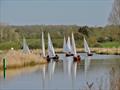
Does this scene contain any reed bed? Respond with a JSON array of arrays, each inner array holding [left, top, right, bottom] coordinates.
[[55, 48, 120, 55], [0, 50, 47, 69]]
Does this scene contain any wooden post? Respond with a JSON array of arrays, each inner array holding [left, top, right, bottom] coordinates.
[[3, 58, 6, 79]]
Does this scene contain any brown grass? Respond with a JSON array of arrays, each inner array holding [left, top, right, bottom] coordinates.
[[0, 50, 47, 69], [55, 48, 120, 55]]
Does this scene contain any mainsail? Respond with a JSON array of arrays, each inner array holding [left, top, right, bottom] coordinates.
[[66, 36, 72, 53], [23, 38, 30, 54], [84, 37, 91, 54], [71, 32, 77, 56], [48, 33, 55, 57], [42, 32, 46, 57], [63, 36, 67, 53]]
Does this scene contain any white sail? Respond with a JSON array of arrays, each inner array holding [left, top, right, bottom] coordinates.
[[23, 38, 30, 54], [66, 36, 72, 53], [63, 36, 67, 52], [84, 37, 91, 54], [48, 33, 55, 57], [71, 32, 77, 56], [42, 32, 46, 57]]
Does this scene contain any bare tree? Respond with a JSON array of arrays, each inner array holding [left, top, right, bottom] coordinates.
[[108, 0, 120, 25]]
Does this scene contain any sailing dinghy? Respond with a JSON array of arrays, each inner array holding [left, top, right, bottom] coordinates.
[[71, 32, 81, 62], [84, 37, 93, 56], [64, 36, 74, 57], [22, 38, 30, 54], [47, 33, 59, 62]]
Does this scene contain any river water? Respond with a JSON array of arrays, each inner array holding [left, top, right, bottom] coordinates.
[[0, 53, 120, 90]]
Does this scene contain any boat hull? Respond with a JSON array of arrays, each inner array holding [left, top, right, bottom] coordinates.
[[46, 55, 59, 62], [65, 53, 74, 57], [87, 53, 93, 56], [73, 55, 81, 62]]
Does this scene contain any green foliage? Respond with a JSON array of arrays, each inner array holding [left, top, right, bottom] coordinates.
[[0, 25, 119, 49]]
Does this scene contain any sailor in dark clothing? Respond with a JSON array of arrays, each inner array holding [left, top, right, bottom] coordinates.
[[46, 55, 50, 62], [73, 55, 81, 62]]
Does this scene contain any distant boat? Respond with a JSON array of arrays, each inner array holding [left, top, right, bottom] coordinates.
[[22, 38, 30, 54], [64, 36, 74, 57], [71, 32, 81, 62], [84, 37, 93, 56], [41, 32, 46, 57], [47, 33, 59, 62]]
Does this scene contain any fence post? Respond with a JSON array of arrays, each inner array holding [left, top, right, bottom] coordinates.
[[3, 58, 6, 79]]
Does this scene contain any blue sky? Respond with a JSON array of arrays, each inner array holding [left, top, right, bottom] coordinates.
[[0, 0, 113, 26]]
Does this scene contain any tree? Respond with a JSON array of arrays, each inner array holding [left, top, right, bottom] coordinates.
[[78, 26, 89, 36], [108, 0, 120, 25]]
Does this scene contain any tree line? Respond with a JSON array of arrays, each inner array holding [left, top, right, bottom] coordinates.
[[0, 24, 119, 50]]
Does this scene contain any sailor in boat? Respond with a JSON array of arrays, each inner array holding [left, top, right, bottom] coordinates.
[[65, 52, 74, 57], [73, 55, 81, 62], [46, 54, 59, 62]]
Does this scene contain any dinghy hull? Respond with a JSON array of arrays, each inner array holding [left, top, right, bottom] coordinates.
[[87, 53, 93, 56], [73, 55, 81, 62]]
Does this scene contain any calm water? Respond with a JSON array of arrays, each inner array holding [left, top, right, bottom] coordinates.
[[0, 53, 120, 90]]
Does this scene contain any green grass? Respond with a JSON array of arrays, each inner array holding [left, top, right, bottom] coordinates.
[[100, 41, 120, 48]]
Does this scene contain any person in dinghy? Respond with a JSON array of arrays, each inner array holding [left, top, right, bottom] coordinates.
[[46, 33, 59, 62], [71, 32, 81, 62]]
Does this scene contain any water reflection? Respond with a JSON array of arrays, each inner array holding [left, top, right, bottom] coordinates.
[[84, 56, 91, 81], [48, 60, 56, 80], [41, 64, 46, 90], [0, 54, 120, 90], [72, 62, 77, 79]]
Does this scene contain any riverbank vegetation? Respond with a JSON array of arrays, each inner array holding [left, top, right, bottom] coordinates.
[[0, 50, 47, 69], [0, 25, 119, 50]]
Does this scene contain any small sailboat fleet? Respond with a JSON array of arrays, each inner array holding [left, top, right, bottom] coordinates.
[[63, 32, 81, 62], [40, 31, 93, 63]]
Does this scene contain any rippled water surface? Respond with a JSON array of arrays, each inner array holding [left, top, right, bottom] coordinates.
[[0, 53, 120, 90]]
